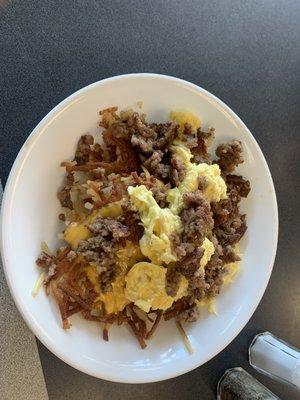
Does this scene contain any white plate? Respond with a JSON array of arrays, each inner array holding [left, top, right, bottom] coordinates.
[[0, 74, 278, 383]]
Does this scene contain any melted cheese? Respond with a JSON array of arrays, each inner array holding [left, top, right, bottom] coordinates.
[[116, 241, 144, 275], [85, 262, 100, 291], [64, 223, 91, 250], [85, 241, 144, 314], [86, 267, 128, 315], [64, 201, 123, 249], [98, 277, 130, 314]]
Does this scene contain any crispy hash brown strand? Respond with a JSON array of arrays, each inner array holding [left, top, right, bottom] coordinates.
[[36, 107, 251, 349]]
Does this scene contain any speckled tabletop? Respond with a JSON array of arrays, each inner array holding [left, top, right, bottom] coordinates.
[[0, 1, 299, 399], [0, 184, 48, 400]]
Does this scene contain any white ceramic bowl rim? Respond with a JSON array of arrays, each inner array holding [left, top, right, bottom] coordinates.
[[0, 73, 278, 383]]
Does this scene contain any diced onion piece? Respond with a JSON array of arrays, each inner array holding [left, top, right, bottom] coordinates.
[[41, 241, 52, 255], [84, 202, 93, 210], [141, 166, 151, 180], [32, 272, 46, 297], [176, 320, 194, 355]]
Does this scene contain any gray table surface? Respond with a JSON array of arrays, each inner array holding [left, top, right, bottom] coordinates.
[[1, 1, 299, 399], [0, 184, 49, 400]]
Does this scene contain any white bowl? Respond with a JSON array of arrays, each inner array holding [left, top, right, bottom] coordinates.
[[0, 74, 278, 383]]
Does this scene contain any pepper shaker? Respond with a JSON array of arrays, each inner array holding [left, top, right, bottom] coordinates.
[[217, 367, 280, 399]]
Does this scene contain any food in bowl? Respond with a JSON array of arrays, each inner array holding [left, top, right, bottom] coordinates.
[[35, 106, 250, 349]]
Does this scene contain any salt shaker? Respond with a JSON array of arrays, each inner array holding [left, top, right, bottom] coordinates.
[[249, 331, 300, 390]]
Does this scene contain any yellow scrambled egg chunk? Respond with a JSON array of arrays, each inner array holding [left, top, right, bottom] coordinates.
[[197, 245, 240, 314], [200, 238, 215, 270], [223, 261, 240, 285], [197, 298, 217, 315], [194, 238, 217, 315], [170, 111, 201, 132], [223, 244, 240, 285], [196, 260, 240, 315], [125, 262, 188, 313], [167, 142, 227, 214], [128, 185, 182, 264], [64, 201, 123, 249]]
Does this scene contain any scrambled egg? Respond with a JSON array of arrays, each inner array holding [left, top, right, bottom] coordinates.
[[125, 262, 188, 313], [196, 259, 240, 315], [123, 239, 213, 313], [223, 244, 241, 285], [195, 238, 216, 314], [170, 111, 201, 132], [197, 245, 241, 314], [64, 201, 123, 249], [197, 297, 217, 315], [223, 261, 239, 285], [200, 238, 215, 271], [128, 185, 182, 264], [167, 142, 227, 214]]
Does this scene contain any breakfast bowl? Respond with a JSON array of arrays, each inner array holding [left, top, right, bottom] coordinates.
[[0, 73, 278, 383]]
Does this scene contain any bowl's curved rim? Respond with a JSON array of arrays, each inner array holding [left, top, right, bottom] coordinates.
[[0, 73, 278, 383]]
